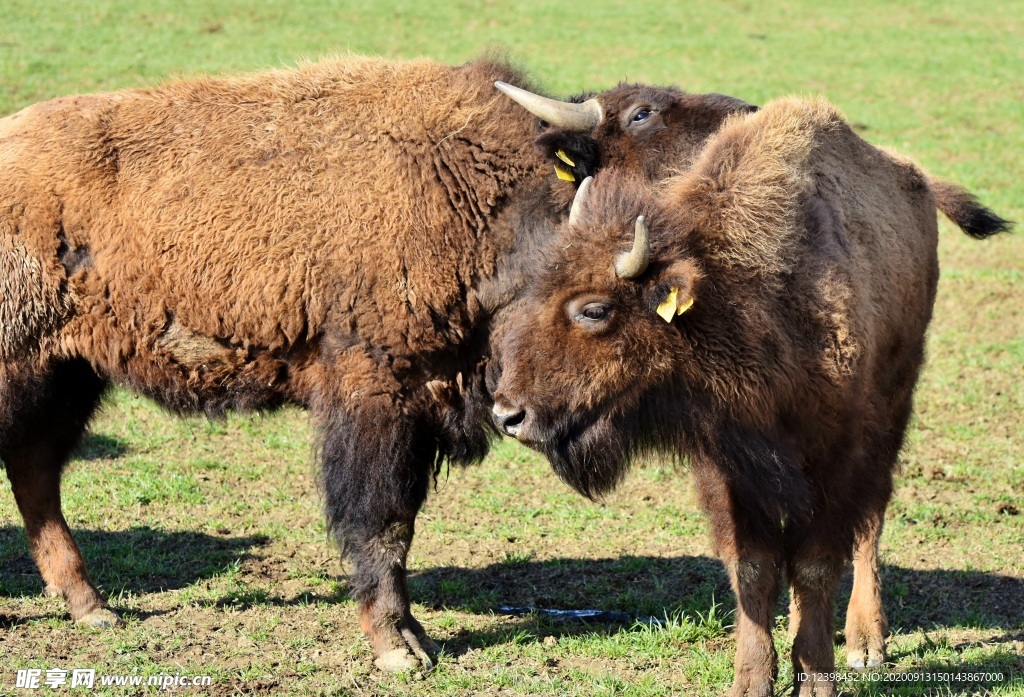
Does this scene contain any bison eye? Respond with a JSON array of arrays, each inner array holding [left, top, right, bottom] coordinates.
[[630, 107, 652, 124], [567, 296, 614, 331], [577, 302, 610, 323]]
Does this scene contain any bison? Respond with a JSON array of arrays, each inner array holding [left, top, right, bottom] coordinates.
[[489, 98, 1009, 695], [496, 81, 1013, 675], [0, 56, 754, 671]]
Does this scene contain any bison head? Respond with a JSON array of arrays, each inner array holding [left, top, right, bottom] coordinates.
[[489, 174, 705, 498], [495, 80, 756, 182]]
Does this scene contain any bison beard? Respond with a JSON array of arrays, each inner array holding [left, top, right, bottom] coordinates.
[[526, 382, 810, 515], [537, 409, 635, 500]]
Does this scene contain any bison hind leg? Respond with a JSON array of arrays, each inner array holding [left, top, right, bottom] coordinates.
[[844, 507, 886, 671], [1, 357, 118, 626]]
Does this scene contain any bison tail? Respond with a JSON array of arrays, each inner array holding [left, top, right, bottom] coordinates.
[[929, 176, 1013, 240]]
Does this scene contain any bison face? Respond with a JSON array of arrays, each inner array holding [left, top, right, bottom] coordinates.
[[490, 175, 702, 498], [495, 80, 756, 183]]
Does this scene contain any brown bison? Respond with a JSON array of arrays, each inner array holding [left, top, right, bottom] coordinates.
[[497, 82, 1011, 675], [489, 98, 1009, 695], [0, 56, 754, 671]]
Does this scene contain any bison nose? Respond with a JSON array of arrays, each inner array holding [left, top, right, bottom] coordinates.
[[492, 402, 527, 437]]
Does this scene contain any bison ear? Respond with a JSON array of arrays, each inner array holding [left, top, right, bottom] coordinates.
[[534, 131, 600, 183], [648, 259, 700, 323]]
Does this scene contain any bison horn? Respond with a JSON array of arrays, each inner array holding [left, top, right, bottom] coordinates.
[[568, 176, 594, 226], [494, 81, 603, 132], [615, 216, 651, 279]]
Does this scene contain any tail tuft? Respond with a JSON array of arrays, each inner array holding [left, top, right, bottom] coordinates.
[[930, 177, 1013, 239], [955, 202, 1013, 240]]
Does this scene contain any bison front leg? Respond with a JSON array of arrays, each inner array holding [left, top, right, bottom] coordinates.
[[693, 460, 783, 697], [317, 390, 439, 672], [350, 519, 439, 671], [726, 554, 784, 697]]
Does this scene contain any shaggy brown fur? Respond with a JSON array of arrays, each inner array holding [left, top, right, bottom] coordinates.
[[0, 57, 758, 671], [1, 57, 545, 370], [490, 97, 1009, 696]]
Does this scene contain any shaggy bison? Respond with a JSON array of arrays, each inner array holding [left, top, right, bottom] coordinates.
[[490, 98, 1009, 695], [0, 56, 754, 670], [497, 81, 1012, 675]]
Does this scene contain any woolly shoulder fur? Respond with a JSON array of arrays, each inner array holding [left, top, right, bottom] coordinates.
[[0, 56, 547, 405], [665, 96, 940, 421]]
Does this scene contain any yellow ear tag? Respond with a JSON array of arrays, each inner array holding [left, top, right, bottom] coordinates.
[[554, 163, 576, 182], [676, 296, 694, 315], [555, 149, 576, 167], [656, 288, 679, 323]]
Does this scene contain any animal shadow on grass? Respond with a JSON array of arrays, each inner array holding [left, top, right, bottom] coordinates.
[[409, 556, 1024, 652], [0, 525, 268, 624], [879, 565, 1024, 636], [73, 433, 131, 461], [411, 553, 733, 655]]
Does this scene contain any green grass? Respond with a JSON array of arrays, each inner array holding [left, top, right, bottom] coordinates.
[[2, 1, 1023, 695]]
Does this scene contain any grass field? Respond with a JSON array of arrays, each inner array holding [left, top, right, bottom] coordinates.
[[1, 1, 1022, 695]]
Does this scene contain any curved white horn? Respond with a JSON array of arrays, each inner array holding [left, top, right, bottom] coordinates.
[[495, 81, 603, 131], [615, 216, 651, 279], [568, 176, 594, 226]]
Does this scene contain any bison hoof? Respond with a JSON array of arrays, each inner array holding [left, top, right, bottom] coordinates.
[[374, 648, 421, 672], [730, 677, 773, 697], [77, 607, 123, 629], [404, 627, 441, 669], [847, 647, 884, 671], [373, 627, 441, 672], [794, 682, 838, 697]]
